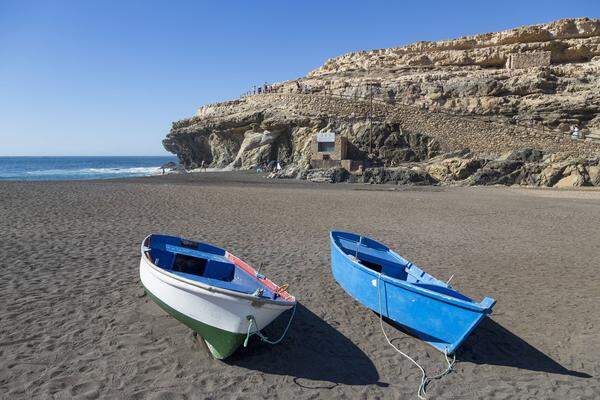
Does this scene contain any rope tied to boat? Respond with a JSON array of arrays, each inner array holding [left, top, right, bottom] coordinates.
[[376, 272, 455, 399], [244, 302, 297, 347]]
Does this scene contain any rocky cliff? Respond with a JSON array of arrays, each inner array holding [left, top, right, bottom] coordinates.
[[164, 18, 600, 187], [304, 18, 600, 129]]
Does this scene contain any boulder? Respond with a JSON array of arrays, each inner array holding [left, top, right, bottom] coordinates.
[[499, 148, 544, 162], [360, 167, 434, 185], [514, 163, 544, 186], [306, 167, 349, 183], [387, 167, 434, 185], [467, 160, 524, 185], [554, 172, 585, 188], [426, 157, 485, 183], [267, 165, 303, 179], [587, 165, 600, 186], [425, 163, 450, 182], [538, 162, 569, 187]]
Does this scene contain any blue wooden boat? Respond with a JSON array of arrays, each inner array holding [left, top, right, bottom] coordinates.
[[330, 231, 495, 354]]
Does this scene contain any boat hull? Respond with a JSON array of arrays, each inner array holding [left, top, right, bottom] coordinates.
[[142, 282, 245, 359], [139, 255, 293, 359], [330, 233, 494, 354]]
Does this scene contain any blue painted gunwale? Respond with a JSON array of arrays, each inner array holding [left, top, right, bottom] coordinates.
[[330, 231, 495, 354], [144, 234, 278, 300]]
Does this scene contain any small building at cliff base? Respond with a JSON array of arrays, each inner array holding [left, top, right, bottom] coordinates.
[[310, 131, 358, 170]]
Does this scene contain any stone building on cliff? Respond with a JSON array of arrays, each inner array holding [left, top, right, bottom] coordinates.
[[506, 51, 552, 69]]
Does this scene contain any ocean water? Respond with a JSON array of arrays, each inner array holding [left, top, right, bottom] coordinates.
[[0, 156, 178, 181]]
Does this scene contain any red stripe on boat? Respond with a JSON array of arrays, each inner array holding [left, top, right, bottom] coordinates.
[[225, 252, 295, 301]]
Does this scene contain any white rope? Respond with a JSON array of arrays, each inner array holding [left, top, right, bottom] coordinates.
[[377, 273, 455, 399], [244, 302, 297, 347]]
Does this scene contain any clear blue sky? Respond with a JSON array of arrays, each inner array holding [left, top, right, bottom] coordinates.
[[1, 0, 597, 156]]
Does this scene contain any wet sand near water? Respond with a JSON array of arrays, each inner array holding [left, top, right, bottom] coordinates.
[[1, 172, 599, 399]]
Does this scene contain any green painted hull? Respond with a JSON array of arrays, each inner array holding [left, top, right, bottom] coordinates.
[[143, 285, 246, 359]]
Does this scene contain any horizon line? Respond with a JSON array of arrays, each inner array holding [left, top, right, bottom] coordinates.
[[0, 154, 176, 157]]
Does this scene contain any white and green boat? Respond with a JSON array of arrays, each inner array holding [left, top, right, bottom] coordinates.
[[139, 234, 296, 359]]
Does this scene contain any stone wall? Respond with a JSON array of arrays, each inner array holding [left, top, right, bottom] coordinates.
[[310, 159, 342, 169], [506, 51, 551, 69]]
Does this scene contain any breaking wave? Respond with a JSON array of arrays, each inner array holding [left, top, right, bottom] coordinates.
[[27, 166, 162, 177], [0, 156, 177, 181]]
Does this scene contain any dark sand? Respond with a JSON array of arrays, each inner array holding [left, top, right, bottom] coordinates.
[[1, 172, 599, 399]]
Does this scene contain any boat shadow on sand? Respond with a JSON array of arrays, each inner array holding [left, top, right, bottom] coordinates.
[[457, 318, 592, 378], [381, 315, 591, 378], [224, 303, 386, 389]]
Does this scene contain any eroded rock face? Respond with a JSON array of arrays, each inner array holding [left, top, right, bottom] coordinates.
[[588, 165, 600, 185], [305, 167, 349, 183], [164, 95, 445, 170], [297, 18, 600, 130], [164, 18, 600, 187], [426, 157, 484, 182], [271, 150, 600, 188], [311, 18, 600, 73]]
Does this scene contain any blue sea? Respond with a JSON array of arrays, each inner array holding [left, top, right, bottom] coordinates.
[[0, 156, 178, 181]]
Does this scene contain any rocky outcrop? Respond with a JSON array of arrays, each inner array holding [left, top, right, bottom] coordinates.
[[310, 18, 600, 73], [164, 18, 600, 188], [164, 92, 600, 169], [274, 150, 600, 188], [294, 18, 600, 130], [163, 93, 451, 169]]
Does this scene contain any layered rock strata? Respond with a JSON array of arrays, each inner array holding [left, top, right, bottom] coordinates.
[[164, 18, 600, 187]]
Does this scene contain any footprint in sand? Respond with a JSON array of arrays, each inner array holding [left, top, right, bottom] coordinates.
[[70, 381, 101, 399]]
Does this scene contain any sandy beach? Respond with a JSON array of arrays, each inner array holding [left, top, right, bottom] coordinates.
[[1, 172, 599, 399]]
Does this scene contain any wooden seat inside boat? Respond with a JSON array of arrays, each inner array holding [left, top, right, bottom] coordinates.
[[171, 253, 235, 281], [147, 235, 236, 283], [160, 246, 236, 282], [338, 236, 408, 280], [146, 234, 276, 298]]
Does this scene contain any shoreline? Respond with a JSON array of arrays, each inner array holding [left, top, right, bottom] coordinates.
[[3, 169, 600, 194]]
